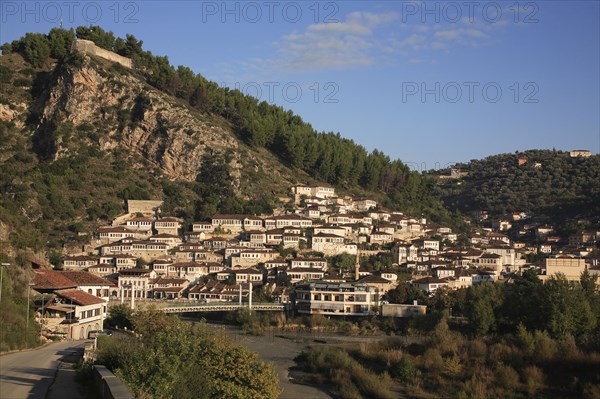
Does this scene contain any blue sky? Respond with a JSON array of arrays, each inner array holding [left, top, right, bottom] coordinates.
[[1, 1, 599, 170]]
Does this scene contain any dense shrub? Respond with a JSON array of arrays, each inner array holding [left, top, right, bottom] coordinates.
[[97, 309, 280, 399]]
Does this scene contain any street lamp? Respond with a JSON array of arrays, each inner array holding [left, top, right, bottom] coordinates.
[[26, 281, 35, 329], [0, 263, 10, 303], [26, 281, 34, 348], [40, 293, 46, 338]]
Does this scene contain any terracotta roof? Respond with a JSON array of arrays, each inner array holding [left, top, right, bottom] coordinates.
[[412, 276, 448, 285], [60, 271, 113, 286], [313, 233, 344, 238], [55, 289, 106, 306], [119, 268, 152, 276], [357, 275, 391, 284], [33, 270, 77, 290], [231, 268, 262, 274], [154, 277, 188, 285]]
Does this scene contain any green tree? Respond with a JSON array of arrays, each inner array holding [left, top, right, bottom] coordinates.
[[328, 253, 356, 275], [500, 269, 545, 331], [580, 269, 598, 298], [19, 33, 50, 67], [466, 282, 504, 336], [107, 304, 134, 330], [75, 25, 115, 50], [542, 273, 596, 337], [47, 28, 75, 59], [384, 284, 427, 305]]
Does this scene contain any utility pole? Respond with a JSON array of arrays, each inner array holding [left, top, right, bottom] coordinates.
[[0, 262, 9, 303], [26, 282, 33, 329], [248, 282, 253, 310], [26, 281, 34, 347], [40, 294, 46, 338]]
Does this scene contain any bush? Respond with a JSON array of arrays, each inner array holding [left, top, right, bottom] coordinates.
[[466, 339, 487, 363], [522, 366, 545, 396], [495, 364, 520, 391], [299, 347, 395, 399], [421, 348, 444, 372], [532, 330, 558, 362], [582, 383, 600, 399], [395, 356, 420, 384]]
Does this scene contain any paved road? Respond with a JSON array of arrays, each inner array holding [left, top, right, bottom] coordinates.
[[0, 341, 87, 399]]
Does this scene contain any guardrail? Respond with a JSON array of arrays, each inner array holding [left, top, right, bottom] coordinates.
[[161, 303, 286, 313]]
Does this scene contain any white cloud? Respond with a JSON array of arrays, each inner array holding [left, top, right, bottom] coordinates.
[[272, 11, 399, 71], [236, 9, 509, 75]]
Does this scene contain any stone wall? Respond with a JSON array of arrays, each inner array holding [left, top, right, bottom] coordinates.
[[71, 39, 133, 69], [126, 200, 163, 214]]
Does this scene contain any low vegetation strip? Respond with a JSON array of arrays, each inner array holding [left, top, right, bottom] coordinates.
[[295, 319, 600, 398]]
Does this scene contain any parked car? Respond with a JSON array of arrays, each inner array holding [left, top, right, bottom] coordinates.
[[88, 329, 113, 339]]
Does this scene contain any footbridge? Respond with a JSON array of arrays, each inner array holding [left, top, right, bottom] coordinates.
[[108, 299, 287, 313], [161, 302, 286, 313]]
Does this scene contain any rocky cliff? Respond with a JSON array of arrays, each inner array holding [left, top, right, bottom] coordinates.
[[0, 51, 306, 197], [31, 54, 248, 182]]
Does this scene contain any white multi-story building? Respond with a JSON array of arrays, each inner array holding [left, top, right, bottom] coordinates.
[[311, 233, 357, 255], [63, 256, 98, 271], [295, 282, 380, 316], [118, 268, 156, 299], [392, 243, 418, 264], [291, 184, 336, 200]]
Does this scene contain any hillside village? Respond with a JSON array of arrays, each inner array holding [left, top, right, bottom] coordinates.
[[29, 183, 600, 340]]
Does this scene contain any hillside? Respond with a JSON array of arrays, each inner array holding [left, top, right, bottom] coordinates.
[[0, 27, 450, 255], [434, 150, 600, 223]]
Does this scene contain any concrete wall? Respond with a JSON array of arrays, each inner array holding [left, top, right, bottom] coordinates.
[[381, 303, 427, 317], [93, 365, 134, 399], [72, 39, 133, 69], [544, 257, 586, 281]]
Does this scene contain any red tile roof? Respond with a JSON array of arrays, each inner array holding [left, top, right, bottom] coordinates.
[[33, 270, 77, 290], [60, 271, 114, 286], [55, 289, 106, 306]]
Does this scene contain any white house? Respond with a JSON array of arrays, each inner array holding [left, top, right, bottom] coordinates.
[[311, 233, 357, 255], [294, 282, 380, 316], [412, 276, 448, 293]]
